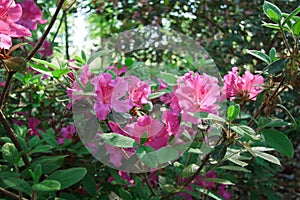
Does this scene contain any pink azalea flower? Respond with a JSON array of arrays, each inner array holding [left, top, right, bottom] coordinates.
[[224, 67, 264, 101], [37, 39, 53, 57], [57, 124, 76, 145], [173, 71, 221, 124], [17, 0, 47, 30], [125, 76, 151, 107], [0, 0, 31, 49], [218, 184, 231, 200], [28, 117, 41, 136], [91, 74, 132, 120]]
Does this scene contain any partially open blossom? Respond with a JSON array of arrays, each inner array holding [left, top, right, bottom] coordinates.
[[17, 0, 47, 30], [224, 67, 264, 101], [0, 0, 31, 49]]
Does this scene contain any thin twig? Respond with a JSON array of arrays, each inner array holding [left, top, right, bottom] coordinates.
[[64, 11, 70, 60], [0, 187, 28, 200], [0, 110, 30, 167], [0, 72, 14, 108], [26, 0, 65, 61], [143, 173, 156, 196]]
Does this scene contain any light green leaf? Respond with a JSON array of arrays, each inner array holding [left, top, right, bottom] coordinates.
[[246, 49, 271, 64], [136, 146, 158, 168], [227, 104, 240, 121], [52, 69, 70, 78], [31, 57, 58, 70], [263, 1, 282, 23], [32, 180, 61, 192], [148, 91, 167, 100], [254, 150, 281, 166], [293, 19, 300, 35], [157, 146, 178, 163], [231, 125, 259, 140], [217, 165, 251, 173], [182, 164, 199, 178], [159, 71, 177, 85], [2, 143, 20, 165], [99, 133, 139, 148], [282, 6, 300, 25]]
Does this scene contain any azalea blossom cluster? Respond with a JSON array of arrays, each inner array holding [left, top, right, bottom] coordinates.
[[224, 67, 264, 101], [68, 64, 264, 168], [0, 0, 46, 49]]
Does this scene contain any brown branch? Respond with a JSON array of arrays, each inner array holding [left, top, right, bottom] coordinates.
[[0, 187, 28, 200], [0, 72, 14, 109], [26, 0, 65, 61], [0, 110, 30, 167]]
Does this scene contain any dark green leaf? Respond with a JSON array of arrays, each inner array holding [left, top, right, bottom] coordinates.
[[261, 129, 294, 158], [119, 188, 133, 200], [32, 180, 61, 192], [211, 143, 227, 161], [46, 168, 87, 189], [266, 58, 288, 75], [99, 133, 139, 148], [3, 57, 27, 72], [217, 165, 251, 173], [2, 177, 32, 195]]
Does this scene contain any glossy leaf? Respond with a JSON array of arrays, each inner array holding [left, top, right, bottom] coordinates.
[[32, 180, 61, 192], [2, 143, 19, 165], [46, 168, 87, 189], [263, 1, 282, 23], [211, 143, 227, 161], [246, 50, 271, 64], [261, 129, 294, 158], [227, 104, 240, 121]]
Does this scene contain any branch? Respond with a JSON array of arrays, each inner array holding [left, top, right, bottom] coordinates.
[[0, 72, 14, 109], [26, 0, 65, 61], [0, 110, 30, 167], [0, 187, 28, 200]]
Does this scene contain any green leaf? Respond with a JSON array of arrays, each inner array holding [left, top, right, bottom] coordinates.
[[269, 47, 277, 62], [293, 19, 300, 35], [148, 91, 167, 100], [204, 178, 234, 185], [227, 104, 240, 121], [182, 164, 199, 178], [2, 143, 20, 165], [118, 188, 133, 200], [211, 143, 227, 161], [263, 1, 282, 23], [217, 165, 251, 173], [31, 57, 58, 70], [246, 50, 271, 64], [231, 125, 259, 140], [52, 69, 70, 78], [136, 146, 158, 168], [2, 177, 32, 195], [75, 55, 85, 65], [254, 151, 281, 166], [159, 71, 177, 85], [156, 146, 178, 163], [28, 155, 66, 175], [266, 58, 289, 75], [261, 129, 294, 158], [193, 112, 225, 123], [3, 57, 27, 72], [99, 133, 139, 148], [125, 58, 134, 66], [283, 6, 300, 25], [32, 180, 61, 192], [46, 168, 87, 189], [140, 132, 148, 145]]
